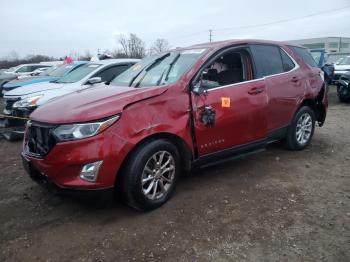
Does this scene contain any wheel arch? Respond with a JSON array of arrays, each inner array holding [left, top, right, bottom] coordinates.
[[297, 84, 326, 126], [115, 132, 193, 187]]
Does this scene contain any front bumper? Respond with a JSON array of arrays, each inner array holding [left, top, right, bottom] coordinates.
[[22, 153, 114, 198], [22, 129, 132, 190], [2, 107, 30, 128], [333, 71, 350, 82]]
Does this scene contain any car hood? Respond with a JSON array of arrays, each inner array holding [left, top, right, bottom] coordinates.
[[31, 84, 168, 124], [0, 73, 16, 81], [334, 64, 350, 71], [4, 76, 59, 88], [4, 82, 68, 97]]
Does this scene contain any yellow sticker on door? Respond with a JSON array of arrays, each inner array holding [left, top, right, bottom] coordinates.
[[221, 97, 230, 108]]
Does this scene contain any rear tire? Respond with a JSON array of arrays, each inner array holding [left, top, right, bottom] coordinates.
[[120, 139, 180, 211], [285, 106, 315, 151]]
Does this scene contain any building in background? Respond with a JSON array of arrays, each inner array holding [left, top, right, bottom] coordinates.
[[289, 37, 350, 63]]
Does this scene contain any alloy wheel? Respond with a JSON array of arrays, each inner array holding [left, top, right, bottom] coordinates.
[[296, 112, 313, 145], [141, 151, 175, 200]]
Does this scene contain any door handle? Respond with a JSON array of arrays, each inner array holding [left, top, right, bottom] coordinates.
[[291, 76, 300, 83], [248, 87, 264, 95]]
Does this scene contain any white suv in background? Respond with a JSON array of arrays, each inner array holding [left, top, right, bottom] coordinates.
[[334, 56, 350, 82]]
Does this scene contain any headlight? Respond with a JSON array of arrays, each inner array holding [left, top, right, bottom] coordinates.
[[13, 95, 43, 108], [53, 115, 120, 141]]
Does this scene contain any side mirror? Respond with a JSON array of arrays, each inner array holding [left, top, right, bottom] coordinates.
[[193, 81, 206, 95], [86, 77, 102, 85]]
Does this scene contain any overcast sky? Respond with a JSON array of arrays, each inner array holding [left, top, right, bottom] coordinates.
[[1, 0, 350, 58]]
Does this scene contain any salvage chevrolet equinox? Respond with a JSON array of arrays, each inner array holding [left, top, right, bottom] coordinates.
[[22, 40, 328, 211]]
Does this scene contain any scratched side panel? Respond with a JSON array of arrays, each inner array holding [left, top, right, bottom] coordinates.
[[109, 83, 194, 161]]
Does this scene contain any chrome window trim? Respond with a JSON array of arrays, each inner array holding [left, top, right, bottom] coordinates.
[[198, 46, 300, 92]]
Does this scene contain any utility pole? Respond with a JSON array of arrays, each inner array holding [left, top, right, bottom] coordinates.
[[209, 29, 213, 42]]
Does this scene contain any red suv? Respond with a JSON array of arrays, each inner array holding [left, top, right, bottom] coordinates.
[[22, 40, 327, 210]]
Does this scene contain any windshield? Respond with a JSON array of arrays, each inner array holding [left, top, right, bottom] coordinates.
[[111, 49, 206, 87], [56, 63, 101, 83], [48, 64, 76, 77], [335, 57, 344, 65], [338, 57, 350, 65], [5, 66, 19, 73]]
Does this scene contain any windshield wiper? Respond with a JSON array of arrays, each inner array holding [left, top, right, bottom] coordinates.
[[156, 53, 180, 86], [129, 53, 170, 87]]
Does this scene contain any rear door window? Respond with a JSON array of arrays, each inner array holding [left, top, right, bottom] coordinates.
[[250, 45, 284, 78], [280, 49, 295, 72], [289, 46, 318, 68]]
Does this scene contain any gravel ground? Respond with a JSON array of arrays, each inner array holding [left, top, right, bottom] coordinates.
[[0, 87, 349, 262]]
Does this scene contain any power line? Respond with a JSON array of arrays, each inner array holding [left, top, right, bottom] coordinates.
[[214, 4, 350, 32], [168, 5, 350, 41]]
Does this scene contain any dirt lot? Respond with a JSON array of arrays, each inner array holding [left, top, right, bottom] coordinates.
[[0, 88, 349, 262]]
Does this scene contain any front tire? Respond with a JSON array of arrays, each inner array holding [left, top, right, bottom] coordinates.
[[337, 87, 350, 103], [120, 139, 180, 211], [285, 106, 316, 151]]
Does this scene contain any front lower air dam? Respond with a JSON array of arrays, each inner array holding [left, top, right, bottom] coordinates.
[[80, 161, 103, 182]]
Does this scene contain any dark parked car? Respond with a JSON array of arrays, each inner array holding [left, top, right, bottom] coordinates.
[[337, 71, 350, 102], [310, 49, 334, 84]]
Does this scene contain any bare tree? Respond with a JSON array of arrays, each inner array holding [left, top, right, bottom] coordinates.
[[118, 34, 146, 58], [79, 50, 93, 61], [111, 49, 129, 58], [150, 38, 170, 55], [7, 51, 20, 61], [0, 53, 56, 69]]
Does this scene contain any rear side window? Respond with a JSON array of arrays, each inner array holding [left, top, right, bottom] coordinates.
[[280, 49, 295, 72], [250, 45, 284, 78], [29, 65, 43, 71], [289, 46, 318, 68]]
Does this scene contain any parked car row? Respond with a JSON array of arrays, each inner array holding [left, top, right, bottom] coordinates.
[[308, 50, 350, 103], [2, 59, 139, 129], [327, 55, 350, 103], [2, 61, 87, 93], [333, 56, 350, 82], [9, 39, 328, 211], [0, 63, 54, 95]]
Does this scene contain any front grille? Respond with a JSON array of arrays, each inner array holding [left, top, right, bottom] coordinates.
[[26, 121, 57, 157], [5, 97, 20, 110], [340, 75, 350, 81], [333, 74, 341, 81]]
